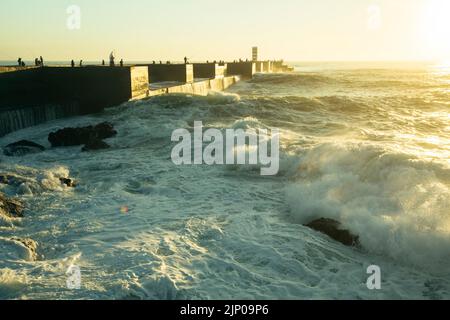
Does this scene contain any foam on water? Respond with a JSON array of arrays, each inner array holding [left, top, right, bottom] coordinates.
[[1, 62, 449, 299], [284, 142, 450, 272]]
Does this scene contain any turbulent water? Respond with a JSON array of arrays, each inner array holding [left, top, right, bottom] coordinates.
[[0, 62, 449, 300]]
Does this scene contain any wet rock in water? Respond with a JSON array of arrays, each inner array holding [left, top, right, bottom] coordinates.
[[81, 139, 110, 152], [3, 140, 45, 157], [60, 177, 77, 188], [0, 193, 24, 218], [0, 175, 12, 185], [48, 122, 117, 147], [0, 174, 30, 187], [0, 238, 38, 262], [305, 218, 359, 247], [94, 122, 117, 139]]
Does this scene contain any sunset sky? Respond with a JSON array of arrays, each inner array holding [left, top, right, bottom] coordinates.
[[1, 0, 449, 62]]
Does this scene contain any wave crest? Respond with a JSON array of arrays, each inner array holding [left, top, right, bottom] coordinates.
[[285, 142, 450, 272]]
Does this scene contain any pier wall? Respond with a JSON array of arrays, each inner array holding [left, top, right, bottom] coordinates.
[[148, 76, 238, 97], [226, 62, 255, 79], [147, 64, 194, 83], [0, 103, 80, 137], [193, 63, 226, 79], [0, 66, 148, 137], [271, 61, 293, 72], [0, 66, 38, 74], [262, 61, 272, 73], [254, 62, 263, 73], [0, 61, 250, 137], [0, 66, 148, 112]]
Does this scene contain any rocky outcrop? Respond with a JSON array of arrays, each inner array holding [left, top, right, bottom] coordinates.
[[0, 174, 16, 185], [81, 139, 110, 152], [59, 177, 77, 188], [305, 218, 359, 247], [3, 140, 45, 157], [0, 193, 24, 218], [48, 122, 117, 147], [0, 238, 38, 262], [1, 172, 77, 194]]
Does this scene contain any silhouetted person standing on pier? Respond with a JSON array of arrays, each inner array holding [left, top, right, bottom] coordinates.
[[102, 60, 105, 66], [184, 57, 188, 64], [35, 58, 39, 66], [79, 60, 83, 67], [18, 58, 22, 67], [71, 60, 75, 67], [109, 51, 115, 66], [120, 59, 123, 67], [40, 56, 44, 67]]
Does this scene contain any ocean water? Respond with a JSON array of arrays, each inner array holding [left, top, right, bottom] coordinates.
[[0, 62, 449, 300]]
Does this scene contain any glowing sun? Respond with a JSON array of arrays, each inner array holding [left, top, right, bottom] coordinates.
[[420, 0, 450, 61]]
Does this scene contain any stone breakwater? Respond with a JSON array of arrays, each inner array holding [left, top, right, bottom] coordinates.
[[0, 61, 293, 137]]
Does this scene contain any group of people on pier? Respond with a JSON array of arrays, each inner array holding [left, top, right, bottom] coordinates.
[[17, 54, 238, 69], [17, 54, 124, 68], [17, 56, 44, 67], [70, 52, 123, 67]]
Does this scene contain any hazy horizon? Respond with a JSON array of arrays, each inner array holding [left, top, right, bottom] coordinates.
[[1, 0, 450, 62]]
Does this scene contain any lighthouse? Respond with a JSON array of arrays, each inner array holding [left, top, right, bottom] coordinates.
[[252, 47, 258, 62]]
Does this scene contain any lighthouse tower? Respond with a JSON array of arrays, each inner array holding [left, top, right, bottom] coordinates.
[[252, 47, 258, 62]]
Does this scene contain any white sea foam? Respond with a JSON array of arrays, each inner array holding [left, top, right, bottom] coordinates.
[[0, 268, 28, 299], [0, 63, 449, 299], [285, 142, 450, 272]]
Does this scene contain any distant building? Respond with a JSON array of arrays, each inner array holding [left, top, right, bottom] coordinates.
[[252, 47, 258, 62]]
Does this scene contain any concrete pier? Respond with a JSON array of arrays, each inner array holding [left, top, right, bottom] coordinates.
[[252, 61, 275, 73], [272, 60, 294, 72], [0, 56, 293, 137], [254, 62, 263, 73], [0, 66, 38, 74], [147, 76, 238, 97], [0, 66, 148, 136], [262, 61, 273, 73], [193, 63, 226, 79], [146, 64, 194, 83], [226, 62, 255, 79], [0, 66, 148, 113]]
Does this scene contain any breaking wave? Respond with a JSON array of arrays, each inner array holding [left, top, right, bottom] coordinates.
[[285, 142, 450, 272]]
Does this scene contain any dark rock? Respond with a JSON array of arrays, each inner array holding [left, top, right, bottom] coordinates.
[[3, 140, 45, 157], [48, 122, 117, 147], [305, 218, 359, 247], [1, 174, 34, 195], [0, 174, 28, 186], [93, 122, 117, 140], [0, 193, 24, 218], [0, 175, 12, 185], [81, 139, 110, 152], [0, 238, 38, 261], [60, 177, 77, 188]]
